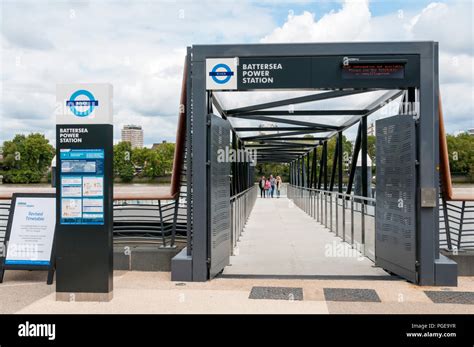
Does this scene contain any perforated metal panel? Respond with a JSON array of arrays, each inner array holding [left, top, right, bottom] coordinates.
[[375, 115, 417, 283], [208, 115, 231, 278]]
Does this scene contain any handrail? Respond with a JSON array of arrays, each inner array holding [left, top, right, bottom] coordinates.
[[0, 190, 175, 201], [439, 95, 474, 202], [230, 184, 257, 202], [169, 57, 188, 199], [290, 185, 375, 203], [229, 184, 258, 253]]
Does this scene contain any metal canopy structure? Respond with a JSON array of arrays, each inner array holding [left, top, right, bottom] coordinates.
[[214, 89, 403, 164], [171, 41, 458, 287]]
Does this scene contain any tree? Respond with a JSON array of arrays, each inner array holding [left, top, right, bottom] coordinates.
[[113, 141, 135, 182], [1, 133, 54, 183], [255, 163, 289, 182], [446, 133, 474, 176], [367, 135, 376, 161], [154, 142, 175, 176], [316, 134, 353, 181]]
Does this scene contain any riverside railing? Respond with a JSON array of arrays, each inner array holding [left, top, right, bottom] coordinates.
[[288, 185, 376, 262], [439, 199, 474, 251], [0, 195, 187, 249], [230, 185, 258, 254]]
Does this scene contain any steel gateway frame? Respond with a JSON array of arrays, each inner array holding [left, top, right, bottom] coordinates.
[[170, 42, 458, 286]]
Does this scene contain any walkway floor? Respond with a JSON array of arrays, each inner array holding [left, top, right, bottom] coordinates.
[[2, 271, 473, 314], [1, 195, 472, 314], [223, 196, 388, 277]]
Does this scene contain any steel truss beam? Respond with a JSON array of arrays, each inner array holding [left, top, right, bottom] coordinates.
[[226, 89, 374, 115], [227, 114, 340, 129]]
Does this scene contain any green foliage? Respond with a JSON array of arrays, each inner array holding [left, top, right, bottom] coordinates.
[[112, 141, 176, 181], [1, 133, 54, 183], [255, 163, 289, 182], [367, 135, 376, 160], [113, 141, 135, 182], [446, 133, 474, 176], [153, 142, 175, 176]]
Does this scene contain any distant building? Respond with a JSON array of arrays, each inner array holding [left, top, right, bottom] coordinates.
[[468, 128, 474, 136], [121, 125, 144, 149], [368, 122, 376, 136]]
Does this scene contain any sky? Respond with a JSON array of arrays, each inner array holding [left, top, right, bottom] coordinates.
[[1, 0, 473, 146]]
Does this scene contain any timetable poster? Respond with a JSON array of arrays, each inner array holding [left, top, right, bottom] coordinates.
[[60, 149, 105, 225], [5, 196, 55, 266]]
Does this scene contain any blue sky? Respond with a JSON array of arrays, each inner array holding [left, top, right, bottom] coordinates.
[[1, 0, 472, 146]]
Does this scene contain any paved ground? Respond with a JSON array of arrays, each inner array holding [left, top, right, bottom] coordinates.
[[223, 196, 388, 277], [0, 191, 473, 314], [0, 270, 473, 314]]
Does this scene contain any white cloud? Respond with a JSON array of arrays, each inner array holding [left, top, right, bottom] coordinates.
[[261, 0, 473, 135], [0, 0, 276, 145], [1, 0, 472, 146], [262, 0, 371, 43]]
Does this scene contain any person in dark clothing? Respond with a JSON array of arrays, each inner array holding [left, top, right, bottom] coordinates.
[[258, 176, 266, 198], [269, 175, 276, 198]]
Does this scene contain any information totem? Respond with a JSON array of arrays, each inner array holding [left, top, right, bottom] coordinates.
[[55, 84, 113, 301]]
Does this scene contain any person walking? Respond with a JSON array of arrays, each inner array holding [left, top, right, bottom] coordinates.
[[258, 176, 266, 198], [269, 175, 276, 198], [276, 175, 282, 198], [264, 178, 271, 198]]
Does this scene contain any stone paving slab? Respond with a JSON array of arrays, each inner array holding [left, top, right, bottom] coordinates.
[[323, 288, 381, 302], [249, 286, 304, 301], [424, 291, 474, 305], [1, 271, 473, 314]]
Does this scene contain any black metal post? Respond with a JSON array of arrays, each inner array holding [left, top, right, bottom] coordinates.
[[329, 136, 339, 191], [306, 152, 311, 188], [346, 122, 362, 195], [361, 116, 368, 197], [338, 131, 343, 193], [313, 147, 318, 188], [323, 141, 328, 191]]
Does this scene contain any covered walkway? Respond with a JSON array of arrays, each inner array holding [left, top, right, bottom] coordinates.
[[223, 195, 388, 278]]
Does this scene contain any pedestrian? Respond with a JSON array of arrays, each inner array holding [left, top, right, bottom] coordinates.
[[258, 176, 266, 198], [276, 175, 282, 198], [264, 178, 271, 198], [269, 174, 276, 198]]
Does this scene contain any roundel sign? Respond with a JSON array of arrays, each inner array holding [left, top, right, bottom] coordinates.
[[206, 58, 237, 90], [210, 64, 234, 84], [66, 89, 99, 117]]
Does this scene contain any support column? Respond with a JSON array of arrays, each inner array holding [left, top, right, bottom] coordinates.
[[361, 117, 368, 197], [323, 141, 328, 191]]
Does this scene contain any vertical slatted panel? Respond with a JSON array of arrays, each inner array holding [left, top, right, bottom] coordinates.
[[376, 115, 417, 282], [209, 115, 231, 278]]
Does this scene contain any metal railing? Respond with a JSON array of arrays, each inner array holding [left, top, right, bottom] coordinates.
[[288, 185, 376, 261], [440, 199, 474, 251], [230, 185, 258, 254], [113, 198, 187, 248], [0, 197, 187, 249]]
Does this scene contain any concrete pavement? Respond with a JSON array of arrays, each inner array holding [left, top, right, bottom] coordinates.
[[224, 196, 388, 277], [0, 270, 473, 314]]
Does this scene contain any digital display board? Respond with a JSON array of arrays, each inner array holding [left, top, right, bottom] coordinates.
[[342, 62, 405, 79], [59, 149, 104, 225]]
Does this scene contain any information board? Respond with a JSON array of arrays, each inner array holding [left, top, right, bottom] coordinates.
[[60, 148, 105, 225], [0, 193, 56, 284]]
